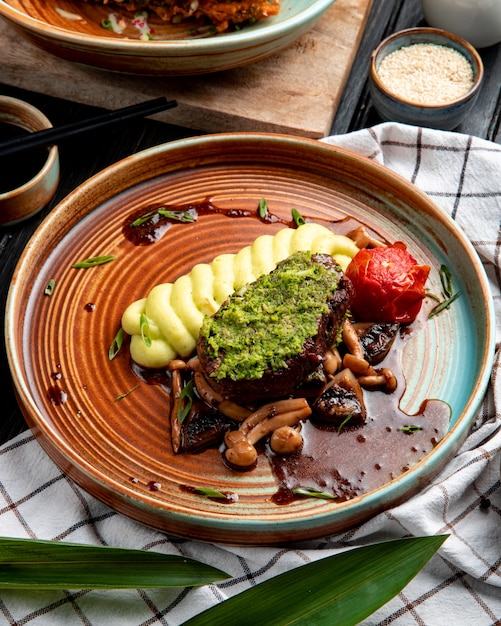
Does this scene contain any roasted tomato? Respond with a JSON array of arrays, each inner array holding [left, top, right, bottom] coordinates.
[[345, 242, 430, 323]]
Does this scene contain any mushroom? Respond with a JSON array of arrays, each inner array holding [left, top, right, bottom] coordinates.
[[353, 322, 400, 365], [313, 368, 367, 426], [223, 399, 311, 469], [194, 371, 251, 422], [323, 348, 342, 375], [270, 425, 303, 454], [347, 225, 385, 249], [358, 368, 398, 393], [342, 319, 365, 359]]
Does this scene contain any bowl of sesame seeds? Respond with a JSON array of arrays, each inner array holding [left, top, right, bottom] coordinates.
[[369, 27, 484, 130]]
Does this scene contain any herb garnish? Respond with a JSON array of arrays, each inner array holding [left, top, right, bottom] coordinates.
[[72, 255, 116, 269], [398, 425, 423, 434], [258, 198, 268, 219], [292, 487, 337, 500], [291, 208, 305, 227], [44, 279, 55, 296], [338, 412, 354, 433], [130, 208, 196, 228], [428, 291, 461, 318], [177, 380, 195, 424], [140, 314, 152, 347], [192, 487, 227, 499], [108, 327, 125, 360], [428, 264, 461, 318], [439, 264, 453, 297], [115, 385, 140, 402]]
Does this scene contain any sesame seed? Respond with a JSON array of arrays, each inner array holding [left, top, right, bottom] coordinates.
[[377, 43, 474, 105]]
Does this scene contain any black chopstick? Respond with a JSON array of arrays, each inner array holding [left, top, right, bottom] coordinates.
[[0, 97, 177, 159]]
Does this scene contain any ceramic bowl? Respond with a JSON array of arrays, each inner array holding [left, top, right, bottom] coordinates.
[[369, 27, 484, 130], [422, 0, 501, 49], [0, 96, 59, 227], [5, 133, 494, 544], [0, 0, 335, 76]]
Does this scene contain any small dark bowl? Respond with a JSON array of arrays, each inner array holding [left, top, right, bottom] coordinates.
[[369, 27, 484, 130], [0, 96, 59, 227]]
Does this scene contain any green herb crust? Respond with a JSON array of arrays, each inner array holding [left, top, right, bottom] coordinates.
[[199, 251, 344, 382]]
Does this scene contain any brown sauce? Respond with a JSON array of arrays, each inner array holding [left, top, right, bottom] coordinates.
[[122, 197, 369, 246], [269, 399, 448, 505], [267, 329, 450, 504], [47, 385, 67, 406]]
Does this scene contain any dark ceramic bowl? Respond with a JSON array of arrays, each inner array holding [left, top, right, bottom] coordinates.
[[0, 96, 59, 226], [369, 27, 484, 130]]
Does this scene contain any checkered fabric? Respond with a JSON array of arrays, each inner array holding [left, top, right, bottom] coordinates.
[[1, 123, 500, 625]]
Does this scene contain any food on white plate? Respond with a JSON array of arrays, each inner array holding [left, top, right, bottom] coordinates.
[[79, 0, 281, 32], [121, 223, 359, 368]]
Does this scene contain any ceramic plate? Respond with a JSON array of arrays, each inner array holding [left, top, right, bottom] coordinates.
[[0, 0, 335, 75], [6, 133, 495, 545]]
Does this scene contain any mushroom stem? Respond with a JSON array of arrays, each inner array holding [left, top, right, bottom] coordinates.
[[246, 405, 311, 445], [359, 368, 398, 393], [239, 398, 310, 435], [324, 348, 342, 375], [347, 225, 385, 248], [342, 319, 365, 359], [194, 371, 223, 406], [170, 368, 183, 454]]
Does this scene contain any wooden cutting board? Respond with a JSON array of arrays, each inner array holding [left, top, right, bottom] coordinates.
[[0, 0, 373, 138]]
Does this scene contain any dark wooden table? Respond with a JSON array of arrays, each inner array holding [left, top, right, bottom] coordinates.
[[1, 0, 500, 446]]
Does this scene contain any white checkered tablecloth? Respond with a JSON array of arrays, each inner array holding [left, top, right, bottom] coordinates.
[[1, 123, 500, 625]]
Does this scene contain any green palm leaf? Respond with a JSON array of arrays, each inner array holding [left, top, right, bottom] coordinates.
[[184, 535, 448, 626], [0, 537, 229, 589]]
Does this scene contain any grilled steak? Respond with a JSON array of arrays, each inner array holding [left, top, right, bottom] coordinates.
[[197, 251, 353, 404]]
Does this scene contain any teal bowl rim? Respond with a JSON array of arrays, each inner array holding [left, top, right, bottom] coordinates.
[[0, 0, 336, 52]]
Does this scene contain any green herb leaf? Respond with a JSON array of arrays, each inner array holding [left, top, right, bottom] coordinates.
[[338, 412, 353, 433], [184, 535, 448, 625], [115, 385, 140, 402], [258, 198, 268, 219], [193, 487, 227, 499], [72, 255, 116, 269], [398, 425, 423, 434], [292, 487, 337, 500], [291, 208, 306, 227], [428, 290, 461, 319], [439, 264, 453, 298], [44, 279, 56, 296], [178, 379, 194, 424], [108, 326, 125, 361], [428, 265, 461, 318], [108, 327, 125, 360], [140, 313, 152, 347], [131, 208, 196, 227], [0, 537, 229, 590]]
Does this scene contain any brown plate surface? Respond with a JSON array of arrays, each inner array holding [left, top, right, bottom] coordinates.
[[6, 133, 494, 544]]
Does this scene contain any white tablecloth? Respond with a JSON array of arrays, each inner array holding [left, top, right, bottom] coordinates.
[[1, 123, 500, 625]]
